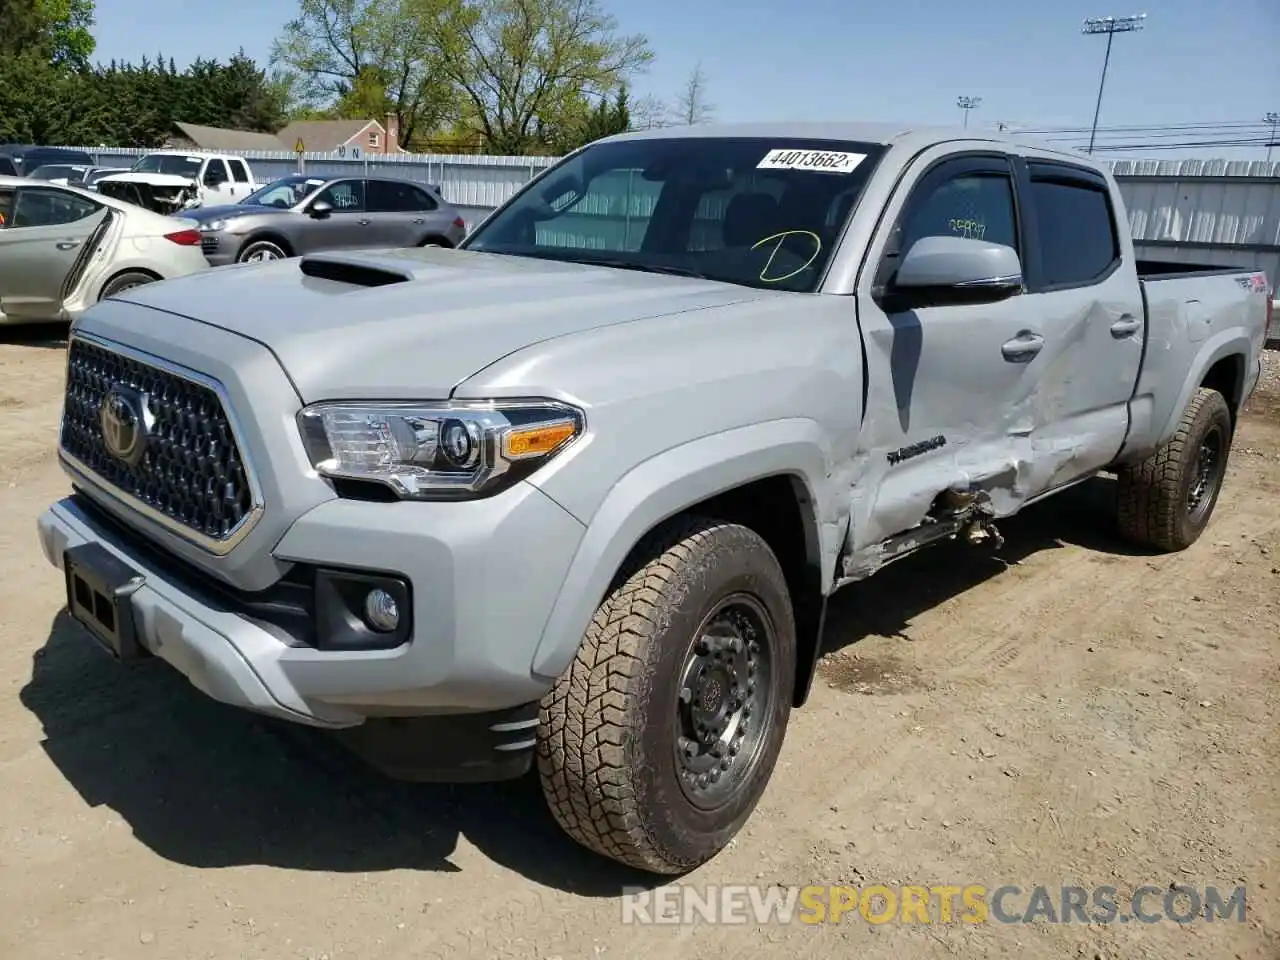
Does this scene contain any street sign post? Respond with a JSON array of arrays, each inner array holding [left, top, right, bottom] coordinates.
[[334, 143, 369, 177], [294, 138, 305, 173]]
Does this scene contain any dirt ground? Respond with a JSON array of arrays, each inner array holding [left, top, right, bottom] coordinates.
[[0, 327, 1276, 960]]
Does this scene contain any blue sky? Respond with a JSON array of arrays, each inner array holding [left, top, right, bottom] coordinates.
[[93, 0, 1279, 160]]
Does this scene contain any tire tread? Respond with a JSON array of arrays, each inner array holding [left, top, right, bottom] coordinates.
[[1116, 387, 1231, 551], [537, 516, 776, 874]]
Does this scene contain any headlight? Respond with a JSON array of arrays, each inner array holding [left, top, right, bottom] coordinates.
[[297, 399, 584, 500], [199, 219, 228, 232]]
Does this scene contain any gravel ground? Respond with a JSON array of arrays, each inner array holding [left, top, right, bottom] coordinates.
[[0, 330, 1276, 960]]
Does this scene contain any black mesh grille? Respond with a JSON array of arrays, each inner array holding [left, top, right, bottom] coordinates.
[[60, 338, 255, 542]]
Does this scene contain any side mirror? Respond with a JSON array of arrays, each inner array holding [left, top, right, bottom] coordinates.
[[309, 200, 333, 219], [893, 235, 1023, 301]]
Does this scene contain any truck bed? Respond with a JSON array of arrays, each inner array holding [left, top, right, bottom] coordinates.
[[1136, 258, 1251, 281]]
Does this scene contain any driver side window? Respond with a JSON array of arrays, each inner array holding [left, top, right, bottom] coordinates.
[[203, 159, 230, 187], [899, 169, 1018, 252], [313, 179, 365, 212]]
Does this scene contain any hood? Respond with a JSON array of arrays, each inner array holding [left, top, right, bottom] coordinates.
[[183, 203, 280, 224], [101, 247, 778, 402], [97, 171, 196, 187]]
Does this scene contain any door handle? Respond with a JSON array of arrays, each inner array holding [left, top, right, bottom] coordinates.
[[1110, 314, 1141, 338], [55, 240, 81, 251], [412, 218, 425, 224], [358, 218, 371, 225], [1001, 331, 1044, 363]]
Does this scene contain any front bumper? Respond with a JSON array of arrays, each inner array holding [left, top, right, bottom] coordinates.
[[37, 480, 586, 737]]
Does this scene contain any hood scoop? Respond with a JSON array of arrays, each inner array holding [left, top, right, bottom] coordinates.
[[298, 254, 413, 288]]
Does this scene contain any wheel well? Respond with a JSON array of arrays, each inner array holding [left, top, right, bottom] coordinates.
[[240, 232, 293, 257], [657, 475, 826, 709], [99, 267, 161, 300], [419, 234, 454, 247], [1201, 355, 1244, 424]]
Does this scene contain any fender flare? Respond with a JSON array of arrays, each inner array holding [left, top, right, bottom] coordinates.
[[1156, 331, 1252, 445], [529, 418, 832, 682]]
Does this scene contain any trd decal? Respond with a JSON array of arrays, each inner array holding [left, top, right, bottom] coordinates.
[[886, 435, 947, 465]]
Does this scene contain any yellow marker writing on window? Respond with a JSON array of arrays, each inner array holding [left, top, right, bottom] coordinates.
[[947, 218, 986, 240], [751, 230, 823, 283]]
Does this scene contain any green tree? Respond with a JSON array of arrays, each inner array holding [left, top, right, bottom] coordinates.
[[541, 82, 631, 153], [0, 0, 95, 65], [441, 0, 652, 154], [270, 0, 463, 149]]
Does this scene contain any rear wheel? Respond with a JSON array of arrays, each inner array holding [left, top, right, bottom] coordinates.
[[1116, 387, 1233, 551], [237, 239, 288, 263], [99, 271, 157, 300], [536, 516, 796, 875]]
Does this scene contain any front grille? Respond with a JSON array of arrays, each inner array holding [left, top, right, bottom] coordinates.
[[200, 235, 219, 254], [60, 338, 256, 545]]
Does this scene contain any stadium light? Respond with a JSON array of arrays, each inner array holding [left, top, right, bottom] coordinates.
[[957, 96, 982, 130], [1081, 14, 1147, 154]]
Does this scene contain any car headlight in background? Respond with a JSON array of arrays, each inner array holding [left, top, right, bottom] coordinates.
[[297, 400, 584, 500]]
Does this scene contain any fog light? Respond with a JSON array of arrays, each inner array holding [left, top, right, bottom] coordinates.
[[363, 588, 400, 632]]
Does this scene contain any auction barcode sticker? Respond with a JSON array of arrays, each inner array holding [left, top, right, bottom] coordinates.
[[756, 149, 866, 174]]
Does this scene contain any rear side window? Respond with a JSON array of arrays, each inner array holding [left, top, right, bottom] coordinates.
[[0, 158, 17, 176], [230, 159, 250, 183], [1028, 173, 1120, 287], [366, 180, 439, 212], [408, 185, 438, 211]]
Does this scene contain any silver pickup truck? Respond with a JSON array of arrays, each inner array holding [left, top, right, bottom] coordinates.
[[36, 122, 1272, 875]]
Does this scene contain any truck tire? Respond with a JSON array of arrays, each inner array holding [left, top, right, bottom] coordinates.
[[537, 516, 796, 875], [1116, 387, 1233, 551]]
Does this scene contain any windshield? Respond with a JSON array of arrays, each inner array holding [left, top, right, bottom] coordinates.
[[240, 175, 326, 208], [132, 154, 203, 178], [463, 136, 885, 292]]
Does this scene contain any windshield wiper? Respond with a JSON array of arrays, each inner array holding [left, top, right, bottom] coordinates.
[[559, 255, 709, 280]]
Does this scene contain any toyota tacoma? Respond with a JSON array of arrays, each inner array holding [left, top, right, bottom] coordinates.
[[37, 122, 1272, 875]]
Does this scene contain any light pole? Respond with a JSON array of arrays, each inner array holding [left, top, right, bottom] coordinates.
[[1081, 13, 1146, 154], [957, 96, 982, 130], [1266, 111, 1279, 163]]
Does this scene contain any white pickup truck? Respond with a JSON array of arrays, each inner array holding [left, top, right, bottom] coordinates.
[[94, 151, 261, 215]]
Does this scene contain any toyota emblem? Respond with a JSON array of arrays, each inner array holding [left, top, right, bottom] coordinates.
[[100, 387, 148, 466]]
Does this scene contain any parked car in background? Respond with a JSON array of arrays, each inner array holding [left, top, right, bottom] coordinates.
[[26, 164, 95, 187], [0, 145, 96, 178], [93, 151, 261, 215], [188, 174, 467, 264], [0, 174, 208, 324], [80, 167, 133, 192]]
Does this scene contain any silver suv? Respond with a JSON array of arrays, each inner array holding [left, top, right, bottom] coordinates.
[[187, 174, 468, 264]]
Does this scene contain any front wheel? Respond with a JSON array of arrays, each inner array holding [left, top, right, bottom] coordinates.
[[537, 516, 796, 875], [1116, 387, 1234, 551], [236, 239, 288, 263]]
